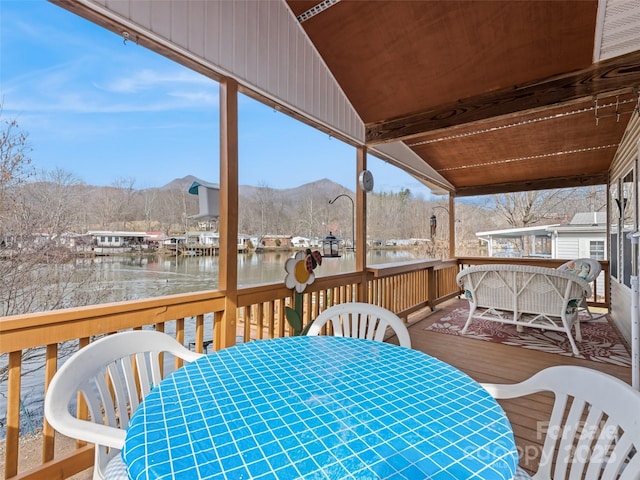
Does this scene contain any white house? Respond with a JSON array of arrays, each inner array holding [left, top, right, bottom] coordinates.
[[476, 213, 606, 261], [291, 236, 311, 248], [198, 232, 219, 246], [476, 213, 607, 298], [88, 231, 148, 248], [163, 236, 186, 247], [546, 212, 607, 261], [475, 225, 559, 258]]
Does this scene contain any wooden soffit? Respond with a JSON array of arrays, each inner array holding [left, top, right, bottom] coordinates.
[[288, 0, 640, 195]]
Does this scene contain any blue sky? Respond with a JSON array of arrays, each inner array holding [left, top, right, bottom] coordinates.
[[1, 0, 436, 198]]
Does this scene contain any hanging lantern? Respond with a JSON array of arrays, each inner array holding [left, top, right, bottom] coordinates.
[[322, 232, 341, 258]]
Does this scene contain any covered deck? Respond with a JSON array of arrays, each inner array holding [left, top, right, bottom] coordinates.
[[1, 257, 618, 479], [2, 0, 640, 478]]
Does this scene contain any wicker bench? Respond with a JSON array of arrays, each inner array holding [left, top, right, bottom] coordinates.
[[456, 264, 591, 355]]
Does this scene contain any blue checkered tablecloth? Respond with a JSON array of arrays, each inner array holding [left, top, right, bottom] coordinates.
[[123, 336, 518, 479]]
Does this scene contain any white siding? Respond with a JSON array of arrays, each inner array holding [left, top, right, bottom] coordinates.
[[611, 281, 632, 341], [555, 235, 580, 259], [596, 0, 640, 62], [555, 232, 607, 299], [609, 112, 640, 343], [555, 232, 607, 260], [577, 237, 593, 258], [610, 112, 640, 180]]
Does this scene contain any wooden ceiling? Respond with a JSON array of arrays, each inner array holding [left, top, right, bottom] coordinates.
[[286, 0, 640, 196]]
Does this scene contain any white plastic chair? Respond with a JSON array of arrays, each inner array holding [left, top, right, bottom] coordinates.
[[44, 330, 204, 480], [306, 302, 411, 348], [482, 366, 640, 479], [557, 258, 604, 320]]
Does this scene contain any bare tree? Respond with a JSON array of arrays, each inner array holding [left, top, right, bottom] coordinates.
[[491, 189, 579, 228], [154, 188, 197, 235], [0, 116, 117, 433], [248, 182, 278, 243], [112, 177, 137, 230], [0, 112, 36, 316], [0, 111, 119, 316], [0, 111, 34, 223], [141, 187, 158, 231], [367, 192, 391, 243], [1, 168, 115, 316], [24, 168, 86, 232], [296, 197, 322, 238], [367, 190, 414, 244], [571, 185, 607, 213], [94, 186, 119, 229]]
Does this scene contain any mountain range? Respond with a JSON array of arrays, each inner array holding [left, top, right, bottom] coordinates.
[[160, 175, 352, 200]]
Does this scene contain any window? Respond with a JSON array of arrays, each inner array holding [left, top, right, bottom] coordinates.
[[590, 240, 605, 260], [610, 182, 618, 280], [610, 168, 638, 287], [622, 170, 636, 287]]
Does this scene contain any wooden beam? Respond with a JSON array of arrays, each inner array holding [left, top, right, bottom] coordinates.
[[5, 352, 21, 478], [448, 195, 455, 258], [356, 146, 367, 301], [219, 78, 239, 348], [366, 50, 640, 144], [42, 344, 58, 463], [454, 172, 608, 198]]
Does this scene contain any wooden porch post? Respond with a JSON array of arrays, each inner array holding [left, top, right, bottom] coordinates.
[[449, 194, 456, 258], [356, 146, 368, 301], [218, 78, 239, 349]]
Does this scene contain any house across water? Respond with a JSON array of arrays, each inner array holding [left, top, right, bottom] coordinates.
[[161, 232, 252, 255], [88, 231, 150, 254]]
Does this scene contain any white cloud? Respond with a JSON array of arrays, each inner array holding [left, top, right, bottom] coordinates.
[[167, 90, 217, 105], [102, 69, 211, 94]]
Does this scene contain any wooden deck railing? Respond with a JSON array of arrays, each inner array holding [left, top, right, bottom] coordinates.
[[0, 259, 459, 479], [0, 257, 607, 479], [1, 291, 229, 480]]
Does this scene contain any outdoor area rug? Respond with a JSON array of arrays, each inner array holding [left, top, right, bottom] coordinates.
[[425, 306, 632, 367]]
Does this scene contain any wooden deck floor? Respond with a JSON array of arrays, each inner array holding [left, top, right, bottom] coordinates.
[[405, 298, 632, 475]]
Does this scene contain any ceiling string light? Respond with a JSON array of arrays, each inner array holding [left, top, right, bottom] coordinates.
[[408, 97, 636, 147], [296, 0, 340, 23], [437, 144, 619, 173]]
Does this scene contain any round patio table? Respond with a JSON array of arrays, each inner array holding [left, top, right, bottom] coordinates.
[[122, 335, 518, 479]]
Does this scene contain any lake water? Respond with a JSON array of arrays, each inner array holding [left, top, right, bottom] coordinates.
[[1, 249, 425, 437], [89, 249, 424, 300]]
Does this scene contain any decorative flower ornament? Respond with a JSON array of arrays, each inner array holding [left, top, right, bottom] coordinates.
[[284, 250, 321, 293], [284, 249, 323, 335]]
